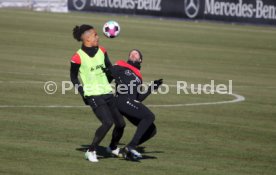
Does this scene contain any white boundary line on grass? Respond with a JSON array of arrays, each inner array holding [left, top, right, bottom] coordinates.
[[148, 93, 245, 108], [0, 85, 245, 108], [147, 84, 245, 107]]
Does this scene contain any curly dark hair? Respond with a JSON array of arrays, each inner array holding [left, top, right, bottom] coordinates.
[[72, 24, 94, 42]]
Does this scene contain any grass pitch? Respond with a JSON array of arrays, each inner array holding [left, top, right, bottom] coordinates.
[[0, 9, 276, 175]]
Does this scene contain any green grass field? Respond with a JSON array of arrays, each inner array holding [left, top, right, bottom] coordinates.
[[0, 9, 276, 175]]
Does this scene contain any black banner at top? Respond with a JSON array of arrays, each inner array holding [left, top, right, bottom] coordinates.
[[68, 0, 276, 25]]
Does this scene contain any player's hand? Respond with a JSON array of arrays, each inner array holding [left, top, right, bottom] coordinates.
[[153, 79, 163, 90], [101, 66, 112, 76], [77, 86, 89, 105]]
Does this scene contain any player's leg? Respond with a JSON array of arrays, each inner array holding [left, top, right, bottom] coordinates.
[[85, 104, 114, 162], [126, 103, 155, 149], [89, 104, 114, 150], [138, 123, 157, 145], [124, 116, 156, 146], [106, 96, 126, 156], [116, 98, 155, 160]]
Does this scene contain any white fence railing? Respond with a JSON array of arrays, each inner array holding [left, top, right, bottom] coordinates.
[[0, 0, 68, 12]]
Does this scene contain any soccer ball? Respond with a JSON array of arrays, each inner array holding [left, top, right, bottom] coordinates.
[[103, 21, 120, 38]]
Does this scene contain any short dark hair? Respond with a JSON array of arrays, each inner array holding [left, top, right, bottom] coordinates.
[[72, 24, 94, 42]]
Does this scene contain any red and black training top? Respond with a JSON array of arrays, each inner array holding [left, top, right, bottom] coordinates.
[[109, 60, 151, 102]]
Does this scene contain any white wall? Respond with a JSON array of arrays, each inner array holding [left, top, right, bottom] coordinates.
[[0, 0, 68, 12]]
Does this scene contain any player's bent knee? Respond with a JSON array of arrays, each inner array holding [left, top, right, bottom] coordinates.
[[115, 121, 126, 129], [149, 124, 157, 137], [152, 127, 157, 137], [120, 121, 126, 129], [147, 113, 155, 122], [103, 120, 113, 129]]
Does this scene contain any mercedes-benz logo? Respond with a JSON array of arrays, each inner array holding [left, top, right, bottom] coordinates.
[[73, 0, 86, 10], [184, 0, 200, 19]]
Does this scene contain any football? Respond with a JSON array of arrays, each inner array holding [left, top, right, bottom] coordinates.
[[103, 20, 120, 38]]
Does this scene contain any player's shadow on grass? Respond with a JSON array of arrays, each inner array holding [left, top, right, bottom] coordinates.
[[136, 146, 164, 154], [136, 146, 163, 160], [76, 144, 163, 160]]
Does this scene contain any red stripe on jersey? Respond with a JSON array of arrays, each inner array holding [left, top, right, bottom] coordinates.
[[99, 46, 106, 54], [116, 60, 142, 81], [71, 53, 81, 64]]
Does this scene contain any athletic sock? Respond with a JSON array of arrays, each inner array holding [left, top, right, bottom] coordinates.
[[109, 144, 117, 150], [88, 145, 96, 152]]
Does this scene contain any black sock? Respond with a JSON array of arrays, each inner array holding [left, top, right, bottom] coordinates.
[[109, 144, 117, 150], [88, 145, 96, 152]]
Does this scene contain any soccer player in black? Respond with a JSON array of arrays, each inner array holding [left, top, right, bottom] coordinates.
[[70, 24, 125, 162], [104, 49, 163, 160]]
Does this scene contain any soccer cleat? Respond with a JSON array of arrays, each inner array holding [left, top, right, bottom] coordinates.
[[106, 147, 123, 158], [129, 148, 142, 159], [122, 146, 142, 161], [85, 150, 99, 162]]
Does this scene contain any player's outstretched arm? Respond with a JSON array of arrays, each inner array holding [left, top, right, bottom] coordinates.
[[137, 79, 163, 102]]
